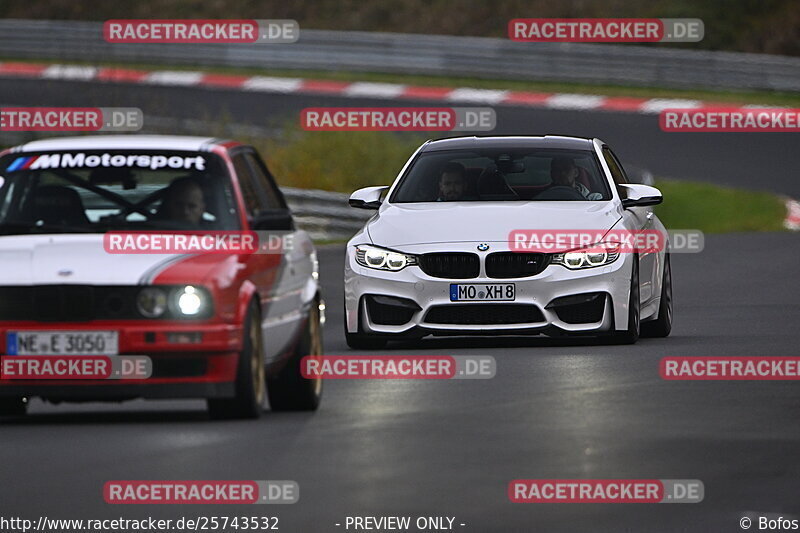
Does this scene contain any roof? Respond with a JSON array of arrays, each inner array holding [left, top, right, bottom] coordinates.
[[12, 135, 230, 153], [420, 135, 595, 152]]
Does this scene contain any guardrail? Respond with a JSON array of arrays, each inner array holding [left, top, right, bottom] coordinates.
[[0, 19, 799, 92], [283, 187, 370, 241]]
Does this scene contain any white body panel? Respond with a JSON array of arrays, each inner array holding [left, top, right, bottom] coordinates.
[[12, 135, 219, 154], [0, 234, 182, 285]]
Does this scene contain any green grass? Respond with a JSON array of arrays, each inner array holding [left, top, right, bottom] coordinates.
[[3, 57, 799, 108], [654, 179, 787, 232], [253, 128, 425, 192]]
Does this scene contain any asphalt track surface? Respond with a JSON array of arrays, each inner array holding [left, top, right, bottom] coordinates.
[[0, 77, 799, 532], [1, 234, 799, 532]]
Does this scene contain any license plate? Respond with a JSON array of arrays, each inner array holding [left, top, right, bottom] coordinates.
[[450, 283, 515, 302], [6, 331, 119, 356]]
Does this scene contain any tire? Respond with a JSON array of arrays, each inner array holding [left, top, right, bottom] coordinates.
[[642, 253, 673, 338], [0, 397, 27, 417], [607, 255, 640, 345], [344, 302, 387, 350], [267, 299, 324, 411], [207, 300, 265, 420]]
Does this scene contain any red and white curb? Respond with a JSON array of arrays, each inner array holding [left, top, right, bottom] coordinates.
[[785, 199, 800, 231], [0, 61, 776, 116]]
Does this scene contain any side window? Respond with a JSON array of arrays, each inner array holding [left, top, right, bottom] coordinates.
[[231, 153, 263, 216], [242, 151, 287, 210], [601, 146, 628, 195]]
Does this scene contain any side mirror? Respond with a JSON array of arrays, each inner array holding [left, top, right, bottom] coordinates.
[[250, 209, 294, 231], [619, 184, 663, 208], [349, 186, 389, 210]]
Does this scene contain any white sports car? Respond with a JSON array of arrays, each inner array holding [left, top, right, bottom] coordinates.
[[344, 136, 673, 348]]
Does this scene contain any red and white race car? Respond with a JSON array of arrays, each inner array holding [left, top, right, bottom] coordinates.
[[0, 135, 324, 418]]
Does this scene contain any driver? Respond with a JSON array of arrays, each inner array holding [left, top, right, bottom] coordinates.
[[550, 157, 602, 200], [163, 177, 206, 224], [436, 162, 467, 201]]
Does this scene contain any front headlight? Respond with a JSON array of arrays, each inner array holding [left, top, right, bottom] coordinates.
[[553, 242, 620, 269], [137, 287, 167, 318], [355, 245, 417, 271], [176, 285, 205, 316]]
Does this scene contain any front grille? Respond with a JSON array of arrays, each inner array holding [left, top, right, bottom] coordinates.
[[424, 304, 544, 325], [485, 252, 550, 278], [33, 285, 94, 321], [0, 285, 128, 322], [365, 295, 420, 326], [547, 293, 607, 324], [418, 253, 479, 279], [0, 285, 213, 321]]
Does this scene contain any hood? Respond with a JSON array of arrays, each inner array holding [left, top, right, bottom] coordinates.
[[0, 234, 195, 285], [367, 201, 623, 247]]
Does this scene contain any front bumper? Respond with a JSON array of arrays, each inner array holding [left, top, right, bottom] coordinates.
[[344, 245, 634, 336], [0, 321, 243, 398]]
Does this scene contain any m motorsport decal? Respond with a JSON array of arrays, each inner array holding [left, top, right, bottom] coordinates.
[[5, 153, 206, 172]]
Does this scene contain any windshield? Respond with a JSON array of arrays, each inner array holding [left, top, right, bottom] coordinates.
[[390, 148, 612, 203], [0, 150, 240, 233]]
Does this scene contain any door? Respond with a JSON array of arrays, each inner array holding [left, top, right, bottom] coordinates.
[[236, 148, 308, 361], [602, 145, 657, 303]]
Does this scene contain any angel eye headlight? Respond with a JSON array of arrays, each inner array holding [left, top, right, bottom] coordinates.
[[364, 248, 387, 268], [355, 245, 416, 271], [564, 252, 585, 268], [585, 250, 608, 266], [386, 252, 408, 269], [554, 243, 620, 269]]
